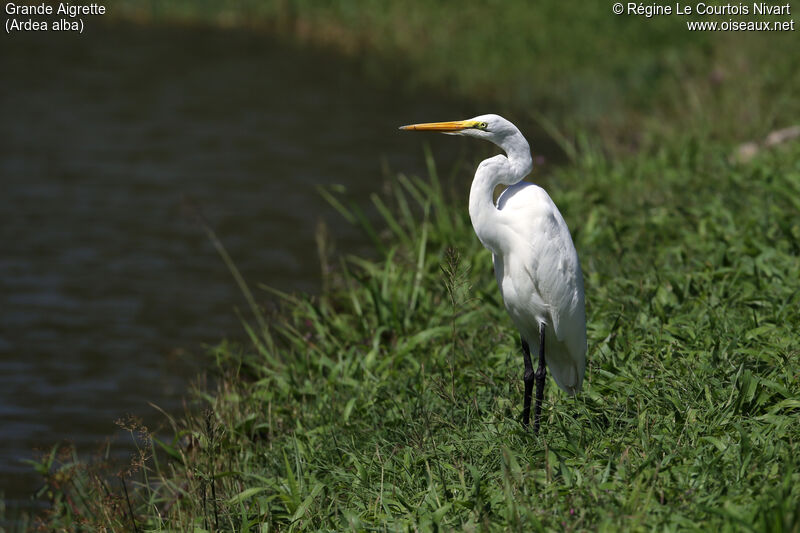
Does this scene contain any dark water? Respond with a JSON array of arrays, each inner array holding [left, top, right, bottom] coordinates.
[[1, 21, 559, 515], [0, 21, 481, 511]]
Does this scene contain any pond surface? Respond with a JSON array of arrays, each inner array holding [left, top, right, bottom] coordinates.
[[0, 21, 555, 514]]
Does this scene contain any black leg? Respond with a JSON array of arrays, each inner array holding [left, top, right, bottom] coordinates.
[[521, 337, 535, 427], [533, 322, 547, 434]]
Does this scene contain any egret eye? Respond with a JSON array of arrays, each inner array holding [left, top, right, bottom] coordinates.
[[477, 122, 488, 130]]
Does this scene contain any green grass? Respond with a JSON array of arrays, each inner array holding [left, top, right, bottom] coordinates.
[[28, 131, 800, 529], [18, 2, 800, 530]]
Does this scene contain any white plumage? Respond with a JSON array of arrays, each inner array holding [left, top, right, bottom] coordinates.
[[493, 182, 586, 395], [401, 114, 587, 431]]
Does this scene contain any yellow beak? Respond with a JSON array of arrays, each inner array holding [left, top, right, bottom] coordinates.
[[399, 119, 480, 132]]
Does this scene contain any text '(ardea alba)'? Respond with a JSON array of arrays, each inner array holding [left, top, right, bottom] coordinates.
[[400, 114, 586, 433]]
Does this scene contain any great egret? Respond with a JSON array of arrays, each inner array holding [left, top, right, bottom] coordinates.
[[400, 114, 586, 432]]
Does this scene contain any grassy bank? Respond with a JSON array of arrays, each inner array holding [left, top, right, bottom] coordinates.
[[22, 2, 800, 531], [32, 130, 800, 529]]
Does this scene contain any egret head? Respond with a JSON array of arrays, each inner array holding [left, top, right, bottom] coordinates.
[[400, 114, 526, 153]]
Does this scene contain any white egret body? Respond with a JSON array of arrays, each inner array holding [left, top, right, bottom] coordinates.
[[400, 114, 586, 431]]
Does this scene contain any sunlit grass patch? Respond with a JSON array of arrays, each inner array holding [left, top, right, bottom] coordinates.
[[27, 135, 800, 530]]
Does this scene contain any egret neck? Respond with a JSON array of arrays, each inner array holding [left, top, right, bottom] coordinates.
[[468, 130, 533, 254]]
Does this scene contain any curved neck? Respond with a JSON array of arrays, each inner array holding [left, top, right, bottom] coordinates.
[[468, 132, 532, 253], [500, 131, 533, 183]]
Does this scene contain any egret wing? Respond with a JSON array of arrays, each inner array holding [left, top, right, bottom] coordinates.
[[497, 183, 587, 393]]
